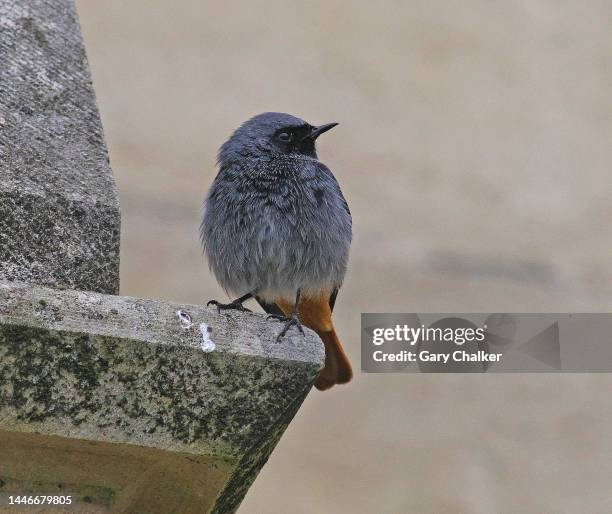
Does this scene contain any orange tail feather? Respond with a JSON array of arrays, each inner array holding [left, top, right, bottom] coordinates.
[[276, 293, 353, 391], [313, 327, 353, 391]]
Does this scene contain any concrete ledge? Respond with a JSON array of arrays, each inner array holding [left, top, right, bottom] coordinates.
[[0, 281, 324, 512]]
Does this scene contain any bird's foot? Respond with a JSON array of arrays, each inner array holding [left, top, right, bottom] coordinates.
[[267, 314, 304, 341], [207, 299, 252, 313]]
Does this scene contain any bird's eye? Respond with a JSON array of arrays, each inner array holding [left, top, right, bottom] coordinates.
[[277, 132, 292, 143]]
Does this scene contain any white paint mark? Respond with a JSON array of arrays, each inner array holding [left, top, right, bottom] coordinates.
[[199, 323, 216, 352], [176, 309, 192, 329]]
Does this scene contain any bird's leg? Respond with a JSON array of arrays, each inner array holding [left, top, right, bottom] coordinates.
[[267, 289, 304, 341], [207, 292, 253, 313]]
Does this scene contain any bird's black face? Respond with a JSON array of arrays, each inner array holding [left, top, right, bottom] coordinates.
[[218, 113, 338, 166], [272, 122, 338, 158]]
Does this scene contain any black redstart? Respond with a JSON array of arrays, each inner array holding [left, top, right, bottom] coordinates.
[[200, 112, 352, 390]]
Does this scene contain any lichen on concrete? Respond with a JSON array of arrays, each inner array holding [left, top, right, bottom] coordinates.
[[0, 280, 324, 512], [0, 281, 323, 458]]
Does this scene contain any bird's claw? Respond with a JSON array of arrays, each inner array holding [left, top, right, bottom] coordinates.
[[207, 300, 252, 313], [267, 314, 304, 341]]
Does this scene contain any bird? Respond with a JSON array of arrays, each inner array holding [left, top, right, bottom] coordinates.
[[200, 112, 352, 391]]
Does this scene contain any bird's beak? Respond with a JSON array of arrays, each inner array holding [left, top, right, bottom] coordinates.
[[303, 122, 338, 141]]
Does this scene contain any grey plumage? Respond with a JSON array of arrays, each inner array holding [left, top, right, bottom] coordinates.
[[200, 112, 352, 304]]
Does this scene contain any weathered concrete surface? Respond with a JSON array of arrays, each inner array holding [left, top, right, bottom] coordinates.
[[0, 280, 324, 512], [0, 0, 120, 294]]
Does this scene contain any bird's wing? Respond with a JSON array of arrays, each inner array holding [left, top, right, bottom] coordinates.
[[313, 160, 352, 221], [328, 287, 339, 312], [311, 159, 348, 313]]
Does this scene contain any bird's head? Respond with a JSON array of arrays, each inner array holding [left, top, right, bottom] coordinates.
[[218, 112, 338, 165]]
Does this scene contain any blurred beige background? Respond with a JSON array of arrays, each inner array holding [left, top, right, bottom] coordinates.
[[75, 2, 612, 513]]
